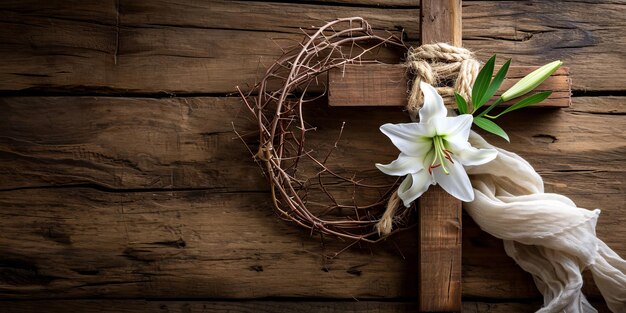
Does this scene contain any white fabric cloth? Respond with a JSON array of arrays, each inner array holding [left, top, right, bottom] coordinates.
[[465, 131, 626, 312]]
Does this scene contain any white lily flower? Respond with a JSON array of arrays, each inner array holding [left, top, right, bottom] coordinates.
[[376, 82, 498, 206]]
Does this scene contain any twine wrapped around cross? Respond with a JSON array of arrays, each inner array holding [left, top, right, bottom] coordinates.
[[405, 43, 480, 121]]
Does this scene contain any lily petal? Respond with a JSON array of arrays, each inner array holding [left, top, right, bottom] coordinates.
[[454, 146, 498, 167], [380, 123, 434, 157], [432, 156, 474, 202], [397, 174, 413, 202], [445, 135, 498, 167], [418, 82, 447, 124], [376, 153, 424, 176], [434, 114, 473, 140], [398, 170, 434, 207]]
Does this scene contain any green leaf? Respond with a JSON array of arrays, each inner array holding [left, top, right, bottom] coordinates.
[[496, 91, 552, 118], [454, 92, 468, 114], [472, 54, 496, 110], [473, 116, 510, 142], [478, 58, 511, 108]]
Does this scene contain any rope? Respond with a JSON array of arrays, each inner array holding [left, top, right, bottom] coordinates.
[[376, 42, 481, 235], [375, 191, 401, 235], [405, 43, 481, 121]]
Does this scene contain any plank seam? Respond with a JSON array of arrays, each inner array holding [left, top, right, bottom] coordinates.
[[0, 183, 269, 194]]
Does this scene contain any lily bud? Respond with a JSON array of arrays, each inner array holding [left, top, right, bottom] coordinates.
[[501, 60, 563, 101]]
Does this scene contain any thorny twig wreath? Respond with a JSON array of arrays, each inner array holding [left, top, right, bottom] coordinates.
[[238, 18, 415, 243]]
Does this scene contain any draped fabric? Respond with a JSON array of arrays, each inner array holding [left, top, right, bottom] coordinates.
[[465, 132, 626, 312]]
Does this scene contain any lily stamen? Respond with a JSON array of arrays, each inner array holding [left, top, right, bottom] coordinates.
[[443, 149, 454, 162], [432, 135, 450, 175], [428, 163, 441, 175]]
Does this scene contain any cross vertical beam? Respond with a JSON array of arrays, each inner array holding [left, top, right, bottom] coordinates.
[[418, 1, 462, 312]]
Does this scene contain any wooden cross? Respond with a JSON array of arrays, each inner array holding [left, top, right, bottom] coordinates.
[[327, 1, 571, 311]]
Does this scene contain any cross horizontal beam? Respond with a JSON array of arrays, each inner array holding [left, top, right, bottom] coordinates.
[[328, 65, 570, 108]]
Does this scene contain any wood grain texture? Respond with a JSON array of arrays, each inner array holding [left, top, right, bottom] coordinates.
[[0, 103, 623, 301], [3, 96, 622, 193], [0, 300, 613, 313], [0, 186, 619, 301], [328, 65, 570, 107], [462, 0, 626, 92], [0, 0, 624, 93], [328, 65, 408, 107], [417, 1, 462, 311], [0, 97, 265, 191], [418, 187, 462, 311], [0, 188, 418, 299], [421, 0, 462, 46]]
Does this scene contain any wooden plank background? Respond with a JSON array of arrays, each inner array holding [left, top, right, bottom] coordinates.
[[0, 1, 624, 312]]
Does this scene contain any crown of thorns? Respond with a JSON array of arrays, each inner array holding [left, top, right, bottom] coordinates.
[[238, 18, 416, 243]]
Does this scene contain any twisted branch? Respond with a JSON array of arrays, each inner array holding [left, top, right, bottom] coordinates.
[[239, 17, 415, 243]]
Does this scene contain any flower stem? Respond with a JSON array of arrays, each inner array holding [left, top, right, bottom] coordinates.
[[477, 98, 504, 118]]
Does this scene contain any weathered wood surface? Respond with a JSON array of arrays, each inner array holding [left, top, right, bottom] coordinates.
[[0, 0, 625, 312], [418, 187, 462, 311], [0, 300, 613, 313], [421, 0, 462, 47], [3, 96, 623, 192], [417, 1, 462, 311], [0, 0, 624, 93], [0, 188, 418, 299], [328, 65, 570, 107], [0, 97, 264, 191], [0, 96, 623, 301]]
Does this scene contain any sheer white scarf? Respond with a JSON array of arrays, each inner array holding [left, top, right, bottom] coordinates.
[[465, 132, 626, 312]]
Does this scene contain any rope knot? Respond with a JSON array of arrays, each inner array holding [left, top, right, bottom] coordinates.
[[405, 42, 481, 121]]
